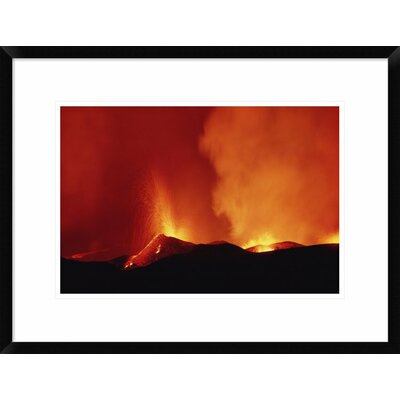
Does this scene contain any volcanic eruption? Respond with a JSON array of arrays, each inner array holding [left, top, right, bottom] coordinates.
[[122, 235, 307, 269], [124, 234, 195, 268], [61, 106, 339, 294]]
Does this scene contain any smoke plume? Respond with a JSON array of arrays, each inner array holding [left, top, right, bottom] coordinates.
[[199, 107, 339, 246]]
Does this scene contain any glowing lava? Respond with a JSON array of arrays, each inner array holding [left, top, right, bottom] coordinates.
[[124, 232, 310, 270], [324, 232, 339, 244], [150, 177, 189, 242], [124, 233, 195, 269], [246, 244, 274, 253], [246, 241, 304, 253], [242, 233, 278, 251], [61, 107, 339, 259]]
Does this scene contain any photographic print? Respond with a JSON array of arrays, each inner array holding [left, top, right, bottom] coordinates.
[[60, 106, 339, 294]]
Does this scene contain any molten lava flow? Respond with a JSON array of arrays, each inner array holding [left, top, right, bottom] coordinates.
[[123, 233, 309, 270], [124, 233, 195, 268]]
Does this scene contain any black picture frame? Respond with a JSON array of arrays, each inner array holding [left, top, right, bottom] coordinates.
[[1, 46, 399, 354]]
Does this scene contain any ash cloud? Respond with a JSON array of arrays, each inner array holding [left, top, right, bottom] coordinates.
[[199, 107, 339, 246]]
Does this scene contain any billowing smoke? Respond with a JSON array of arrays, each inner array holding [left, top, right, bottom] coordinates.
[[199, 107, 339, 246], [61, 106, 339, 258]]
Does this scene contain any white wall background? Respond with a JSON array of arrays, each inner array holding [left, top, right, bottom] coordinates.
[[1, 1, 399, 399]]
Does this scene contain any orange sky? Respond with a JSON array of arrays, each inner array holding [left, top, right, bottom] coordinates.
[[61, 106, 339, 257]]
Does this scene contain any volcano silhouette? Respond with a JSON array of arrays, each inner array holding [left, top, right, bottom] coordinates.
[[61, 234, 339, 294], [124, 234, 196, 268], [125, 236, 305, 267]]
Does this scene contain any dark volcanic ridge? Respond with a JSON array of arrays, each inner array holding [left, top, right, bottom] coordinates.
[[124, 234, 196, 268], [61, 241, 339, 294], [67, 235, 318, 269], [123, 234, 304, 269], [69, 245, 134, 263]]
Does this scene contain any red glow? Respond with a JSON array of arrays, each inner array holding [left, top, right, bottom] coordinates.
[[61, 107, 339, 258]]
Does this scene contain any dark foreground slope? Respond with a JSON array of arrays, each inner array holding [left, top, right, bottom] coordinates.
[[61, 244, 339, 294]]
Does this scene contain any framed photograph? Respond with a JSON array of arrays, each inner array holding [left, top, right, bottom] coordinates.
[[1, 46, 399, 353]]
